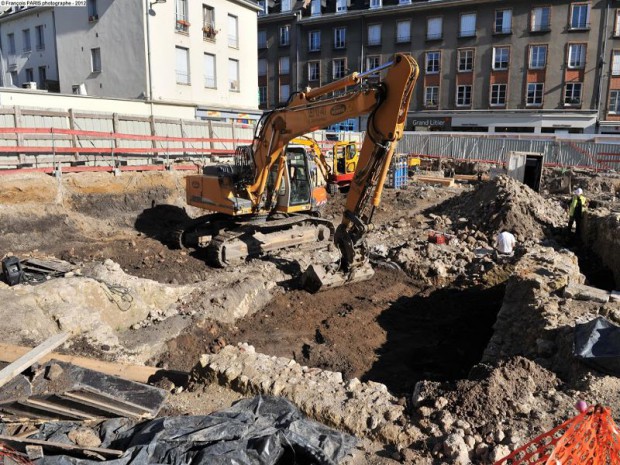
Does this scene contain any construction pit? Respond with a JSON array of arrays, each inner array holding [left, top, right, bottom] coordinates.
[[0, 167, 619, 464]]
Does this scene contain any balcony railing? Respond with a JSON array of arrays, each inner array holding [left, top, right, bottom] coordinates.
[[204, 77, 216, 88], [396, 34, 410, 43], [531, 24, 551, 32], [367, 38, 381, 46], [228, 34, 239, 48], [569, 22, 590, 30], [203, 23, 218, 41], [426, 32, 442, 41], [458, 29, 476, 38], [176, 16, 190, 33]]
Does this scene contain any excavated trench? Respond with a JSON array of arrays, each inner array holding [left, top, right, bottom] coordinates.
[[159, 271, 506, 396]]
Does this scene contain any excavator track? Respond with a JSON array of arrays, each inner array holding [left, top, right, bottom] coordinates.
[[205, 215, 335, 267]]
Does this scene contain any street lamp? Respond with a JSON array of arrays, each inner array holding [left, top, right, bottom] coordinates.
[[146, 0, 166, 101]]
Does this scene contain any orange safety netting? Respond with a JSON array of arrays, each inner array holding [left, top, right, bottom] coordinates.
[[0, 442, 33, 464], [494, 405, 620, 465]]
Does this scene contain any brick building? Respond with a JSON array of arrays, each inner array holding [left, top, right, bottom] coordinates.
[[258, 0, 620, 134]]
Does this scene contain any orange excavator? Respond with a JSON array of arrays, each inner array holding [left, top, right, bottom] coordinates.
[[180, 53, 419, 290]]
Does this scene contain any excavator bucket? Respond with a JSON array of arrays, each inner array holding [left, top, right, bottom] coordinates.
[[301, 262, 375, 293]]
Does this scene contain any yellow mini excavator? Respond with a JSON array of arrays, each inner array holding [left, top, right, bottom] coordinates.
[[180, 53, 419, 290]]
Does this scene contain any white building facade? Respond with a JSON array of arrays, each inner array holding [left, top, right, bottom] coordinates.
[[0, 0, 261, 122], [0, 7, 58, 91]]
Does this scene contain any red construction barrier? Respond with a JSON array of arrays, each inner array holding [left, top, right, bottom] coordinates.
[[494, 405, 620, 465]]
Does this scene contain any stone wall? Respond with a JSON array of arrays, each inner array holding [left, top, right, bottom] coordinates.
[[582, 209, 620, 287]]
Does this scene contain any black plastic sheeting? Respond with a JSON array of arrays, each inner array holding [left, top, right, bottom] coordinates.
[[28, 396, 357, 465], [574, 316, 620, 375]]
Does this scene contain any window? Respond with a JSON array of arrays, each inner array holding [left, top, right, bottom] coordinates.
[[426, 51, 440, 74], [336, 0, 346, 13], [228, 15, 238, 48], [334, 27, 346, 49], [490, 83, 506, 106], [427, 17, 442, 40], [228, 58, 239, 91], [9, 71, 17, 86], [22, 29, 31, 52], [281, 0, 291, 12], [610, 90, 620, 114], [493, 47, 509, 70], [280, 83, 290, 102], [615, 10, 620, 36], [280, 25, 290, 46], [527, 83, 544, 105], [459, 13, 476, 38], [367, 55, 380, 70], [90, 47, 101, 73], [88, 0, 98, 20], [308, 61, 320, 81], [258, 30, 267, 48], [311, 0, 321, 16], [458, 49, 474, 72], [25, 68, 33, 82], [259, 86, 267, 105], [564, 82, 582, 105], [612, 50, 620, 76], [368, 24, 381, 46], [531, 6, 551, 32], [258, 58, 267, 76], [396, 21, 411, 43], [425, 86, 439, 106], [7, 33, 15, 54], [370, 0, 381, 9], [399, 0, 411, 4], [309, 31, 320, 51], [204, 53, 216, 88], [203, 5, 216, 41], [529, 45, 547, 69], [35, 25, 44, 50], [279, 56, 290, 74], [175, 46, 190, 84], [495, 9, 512, 34], [570, 3, 590, 30], [333, 58, 346, 79], [175, 0, 189, 32], [38, 66, 46, 89], [258, 0, 267, 16], [568, 44, 586, 69], [457, 85, 472, 106]]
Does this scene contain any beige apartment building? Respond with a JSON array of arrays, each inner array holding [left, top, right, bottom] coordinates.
[[258, 0, 620, 134]]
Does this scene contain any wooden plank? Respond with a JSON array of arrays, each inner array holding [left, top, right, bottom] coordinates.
[[0, 434, 124, 458], [60, 392, 145, 419], [0, 343, 160, 383], [0, 333, 70, 390], [19, 399, 96, 421]]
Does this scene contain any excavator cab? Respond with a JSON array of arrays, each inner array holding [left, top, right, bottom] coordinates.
[[274, 143, 327, 213]]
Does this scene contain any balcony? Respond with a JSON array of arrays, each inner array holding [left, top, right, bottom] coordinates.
[[176, 17, 190, 33], [203, 23, 218, 41]]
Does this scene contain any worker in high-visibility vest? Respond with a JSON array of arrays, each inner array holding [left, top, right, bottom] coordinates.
[[568, 188, 587, 237]]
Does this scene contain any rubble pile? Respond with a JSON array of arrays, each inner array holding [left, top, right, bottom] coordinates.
[[192, 344, 421, 446], [431, 175, 566, 242]]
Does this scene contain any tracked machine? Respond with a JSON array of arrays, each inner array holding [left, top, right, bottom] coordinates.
[[180, 53, 419, 290]]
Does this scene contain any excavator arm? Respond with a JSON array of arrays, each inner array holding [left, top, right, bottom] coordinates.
[[302, 53, 419, 291]]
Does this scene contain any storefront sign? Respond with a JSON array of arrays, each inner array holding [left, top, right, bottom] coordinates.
[[409, 117, 452, 129]]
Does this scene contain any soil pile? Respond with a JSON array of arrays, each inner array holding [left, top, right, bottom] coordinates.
[[431, 175, 565, 241]]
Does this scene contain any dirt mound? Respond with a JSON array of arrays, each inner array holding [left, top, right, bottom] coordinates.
[[431, 176, 565, 241]]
